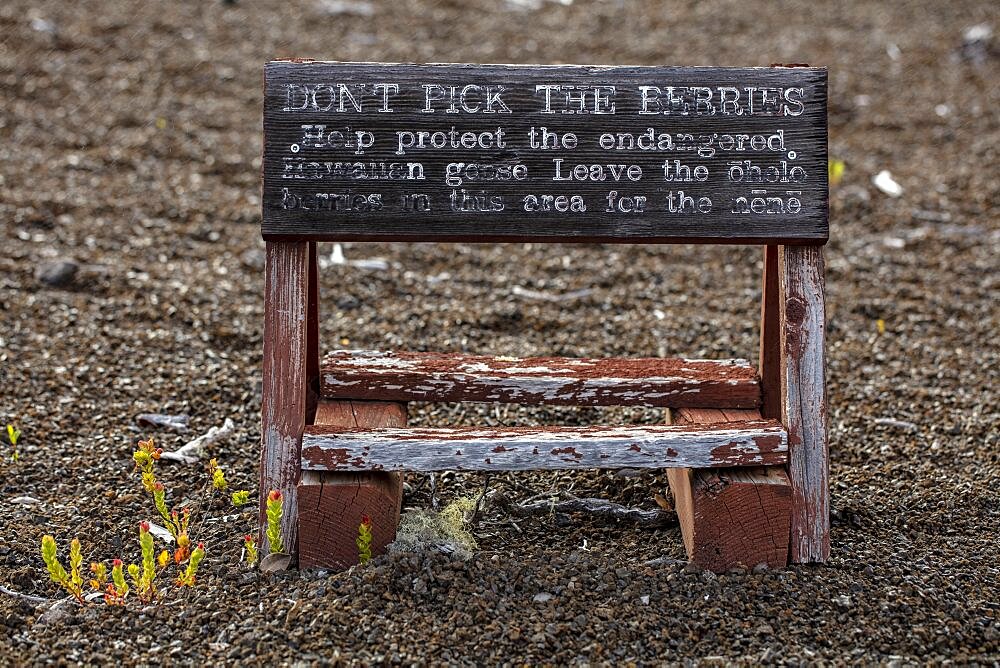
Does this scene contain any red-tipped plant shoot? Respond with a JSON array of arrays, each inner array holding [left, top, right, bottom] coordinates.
[[357, 515, 373, 565], [266, 490, 285, 554], [243, 535, 258, 566], [129, 521, 158, 603], [176, 543, 205, 587], [105, 558, 129, 605]]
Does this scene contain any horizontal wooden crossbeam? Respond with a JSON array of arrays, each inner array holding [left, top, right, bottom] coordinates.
[[301, 420, 786, 472], [320, 350, 760, 408]]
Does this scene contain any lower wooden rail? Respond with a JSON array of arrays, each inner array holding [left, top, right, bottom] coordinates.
[[301, 421, 787, 472]]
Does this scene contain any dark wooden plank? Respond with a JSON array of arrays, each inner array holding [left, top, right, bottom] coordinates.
[[320, 350, 761, 408], [666, 407, 791, 572], [759, 245, 782, 419], [301, 421, 787, 472], [298, 400, 406, 570], [260, 241, 310, 557], [780, 245, 830, 563], [263, 62, 828, 244]]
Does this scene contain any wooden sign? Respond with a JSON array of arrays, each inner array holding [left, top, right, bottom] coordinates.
[[262, 62, 827, 244]]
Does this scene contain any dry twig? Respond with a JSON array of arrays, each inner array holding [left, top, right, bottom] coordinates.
[[0, 584, 50, 604], [492, 492, 676, 528], [160, 418, 235, 464]]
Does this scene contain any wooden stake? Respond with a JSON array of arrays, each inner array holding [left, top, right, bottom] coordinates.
[[298, 400, 406, 570], [260, 241, 311, 558], [779, 245, 830, 563], [666, 408, 792, 572]]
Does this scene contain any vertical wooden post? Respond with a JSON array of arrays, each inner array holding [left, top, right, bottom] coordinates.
[[779, 245, 830, 563], [306, 242, 320, 424], [260, 241, 311, 558], [759, 245, 782, 420]]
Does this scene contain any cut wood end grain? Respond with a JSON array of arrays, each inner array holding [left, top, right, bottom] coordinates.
[[297, 400, 406, 570], [666, 408, 792, 572], [669, 466, 792, 571]]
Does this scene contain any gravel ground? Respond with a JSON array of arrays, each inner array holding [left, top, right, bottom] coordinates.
[[1, 0, 998, 664]]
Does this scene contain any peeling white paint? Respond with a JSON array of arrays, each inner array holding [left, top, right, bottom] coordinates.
[[323, 377, 362, 386], [457, 362, 492, 373], [502, 365, 575, 375]]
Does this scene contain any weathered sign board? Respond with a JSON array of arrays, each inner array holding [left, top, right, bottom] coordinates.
[[259, 61, 832, 571], [262, 62, 827, 243]]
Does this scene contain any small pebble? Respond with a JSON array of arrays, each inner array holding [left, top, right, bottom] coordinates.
[[240, 248, 266, 271], [35, 259, 78, 287]]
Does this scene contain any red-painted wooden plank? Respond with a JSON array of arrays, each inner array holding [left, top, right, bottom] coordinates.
[[780, 245, 830, 563], [320, 350, 760, 408]]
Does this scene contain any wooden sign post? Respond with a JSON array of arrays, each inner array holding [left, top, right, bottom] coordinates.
[[260, 61, 829, 571]]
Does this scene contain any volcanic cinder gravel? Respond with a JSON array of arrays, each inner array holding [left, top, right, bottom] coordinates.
[[1, 0, 998, 665]]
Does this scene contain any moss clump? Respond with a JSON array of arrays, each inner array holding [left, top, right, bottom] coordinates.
[[391, 497, 477, 560]]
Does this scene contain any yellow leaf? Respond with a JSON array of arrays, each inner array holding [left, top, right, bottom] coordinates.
[[828, 159, 846, 186], [876, 319, 886, 335]]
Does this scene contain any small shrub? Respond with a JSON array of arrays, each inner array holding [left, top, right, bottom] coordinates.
[[132, 438, 195, 564], [89, 561, 107, 592], [243, 534, 258, 565], [231, 490, 250, 507], [6, 424, 20, 462], [176, 543, 206, 586], [170, 508, 192, 564], [105, 559, 129, 605], [38, 440, 216, 608], [266, 490, 285, 554], [209, 458, 227, 492], [40, 535, 85, 603], [129, 521, 158, 603], [357, 515, 373, 564], [132, 437, 162, 490], [151, 481, 172, 527]]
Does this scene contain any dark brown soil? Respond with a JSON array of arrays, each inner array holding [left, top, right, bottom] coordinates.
[[1, 0, 998, 664]]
